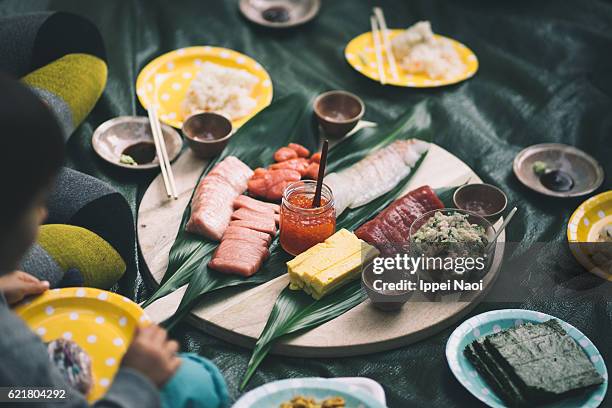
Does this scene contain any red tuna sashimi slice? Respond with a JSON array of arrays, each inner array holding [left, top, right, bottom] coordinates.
[[234, 195, 280, 213], [209, 241, 269, 277], [186, 156, 253, 241], [221, 233, 270, 248], [355, 185, 444, 255], [223, 226, 272, 245], [229, 218, 277, 235], [208, 258, 262, 277], [231, 207, 280, 224], [215, 239, 270, 260]]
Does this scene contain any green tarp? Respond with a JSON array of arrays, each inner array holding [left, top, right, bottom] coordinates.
[[1, 1, 610, 406]]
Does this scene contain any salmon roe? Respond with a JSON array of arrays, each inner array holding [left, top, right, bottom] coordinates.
[[280, 181, 336, 256]]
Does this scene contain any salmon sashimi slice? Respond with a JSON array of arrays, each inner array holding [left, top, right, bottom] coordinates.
[[223, 226, 272, 245], [269, 158, 310, 176], [186, 156, 253, 241], [288, 143, 310, 157], [233, 195, 280, 213], [247, 168, 301, 201], [231, 207, 280, 224], [355, 185, 444, 256], [229, 218, 277, 235], [273, 147, 298, 162], [310, 152, 321, 163]]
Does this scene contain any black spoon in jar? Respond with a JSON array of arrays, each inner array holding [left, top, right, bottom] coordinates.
[[312, 140, 329, 208]]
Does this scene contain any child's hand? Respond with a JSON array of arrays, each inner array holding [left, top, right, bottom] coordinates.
[[121, 325, 181, 388], [0, 271, 49, 305]]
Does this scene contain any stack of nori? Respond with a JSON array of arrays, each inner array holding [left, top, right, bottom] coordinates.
[[464, 319, 604, 407]]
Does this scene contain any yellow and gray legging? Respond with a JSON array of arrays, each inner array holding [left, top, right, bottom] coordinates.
[[1, 12, 131, 289]]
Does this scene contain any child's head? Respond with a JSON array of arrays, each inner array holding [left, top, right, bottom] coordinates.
[[0, 73, 65, 274]]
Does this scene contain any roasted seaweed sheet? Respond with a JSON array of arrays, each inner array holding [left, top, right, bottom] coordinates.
[[464, 319, 604, 407]]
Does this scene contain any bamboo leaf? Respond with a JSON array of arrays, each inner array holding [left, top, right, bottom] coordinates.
[[241, 281, 366, 388]]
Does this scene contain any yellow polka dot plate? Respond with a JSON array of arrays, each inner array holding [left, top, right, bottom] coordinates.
[[567, 190, 612, 281], [136, 46, 273, 129], [15, 287, 150, 402], [345, 30, 478, 87]]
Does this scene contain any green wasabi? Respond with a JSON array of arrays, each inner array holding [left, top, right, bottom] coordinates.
[[120, 154, 138, 166]]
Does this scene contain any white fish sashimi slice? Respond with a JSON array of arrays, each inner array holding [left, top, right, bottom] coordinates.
[[323, 172, 352, 216], [349, 161, 412, 208], [348, 149, 405, 207], [325, 139, 429, 215], [348, 140, 428, 208], [402, 139, 429, 164]]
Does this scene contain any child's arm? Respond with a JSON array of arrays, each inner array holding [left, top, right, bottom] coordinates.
[[0, 271, 49, 305], [92, 325, 181, 407]]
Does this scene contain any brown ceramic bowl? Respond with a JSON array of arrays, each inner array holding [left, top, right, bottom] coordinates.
[[362, 261, 410, 311], [453, 183, 508, 222], [182, 113, 233, 159], [314, 90, 365, 139]]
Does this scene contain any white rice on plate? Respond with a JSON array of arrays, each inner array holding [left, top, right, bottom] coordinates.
[[391, 21, 466, 80], [182, 61, 259, 120]]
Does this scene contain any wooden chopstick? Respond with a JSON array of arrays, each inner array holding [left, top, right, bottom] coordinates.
[[370, 16, 386, 85], [151, 75, 178, 199], [373, 7, 399, 82], [152, 105, 178, 199], [148, 105, 172, 198]]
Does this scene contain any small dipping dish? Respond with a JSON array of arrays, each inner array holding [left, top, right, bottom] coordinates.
[[362, 262, 411, 311], [314, 90, 365, 139], [239, 0, 321, 28], [453, 183, 508, 222], [182, 112, 233, 159], [513, 143, 604, 198], [92, 116, 182, 170]]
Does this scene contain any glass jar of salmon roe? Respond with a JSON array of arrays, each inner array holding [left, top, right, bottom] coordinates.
[[279, 180, 336, 256]]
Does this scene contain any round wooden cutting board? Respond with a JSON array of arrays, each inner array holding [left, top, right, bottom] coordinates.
[[138, 144, 505, 357]]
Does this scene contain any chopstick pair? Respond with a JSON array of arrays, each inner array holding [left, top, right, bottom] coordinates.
[[370, 7, 399, 84], [149, 75, 178, 199]]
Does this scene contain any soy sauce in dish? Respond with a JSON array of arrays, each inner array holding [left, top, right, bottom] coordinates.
[[193, 130, 220, 141], [463, 200, 497, 216], [122, 142, 156, 164], [540, 169, 574, 192], [262, 6, 290, 23], [324, 110, 352, 121]]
